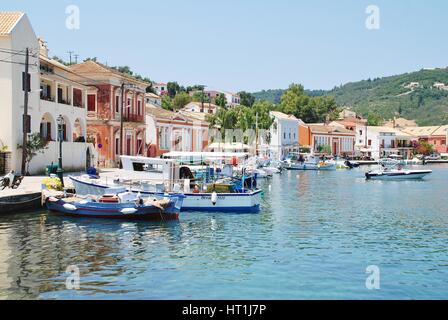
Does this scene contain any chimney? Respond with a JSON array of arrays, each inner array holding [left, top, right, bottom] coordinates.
[[38, 38, 48, 58]]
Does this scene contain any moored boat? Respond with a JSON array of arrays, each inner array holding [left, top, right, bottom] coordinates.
[[70, 155, 262, 213], [45, 192, 184, 220]]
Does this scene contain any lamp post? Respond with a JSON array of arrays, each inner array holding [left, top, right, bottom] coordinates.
[[57, 114, 65, 187]]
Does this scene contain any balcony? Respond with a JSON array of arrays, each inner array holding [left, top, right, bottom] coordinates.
[[122, 114, 144, 123]]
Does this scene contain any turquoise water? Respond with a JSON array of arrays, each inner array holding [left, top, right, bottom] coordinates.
[[1, 165, 448, 300]]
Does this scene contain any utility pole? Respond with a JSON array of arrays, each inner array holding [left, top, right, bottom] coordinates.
[[120, 82, 125, 157], [21, 47, 30, 175], [67, 51, 74, 65], [74, 54, 79, 64], [201, 86, 205, 112], [255, 112, 259, 156]]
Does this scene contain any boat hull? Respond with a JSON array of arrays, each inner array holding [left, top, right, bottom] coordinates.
[[365, 170, 432, 180], [46, 199, 181, 221], [70, 176, 262, 213], [286, 163, 319, 170]]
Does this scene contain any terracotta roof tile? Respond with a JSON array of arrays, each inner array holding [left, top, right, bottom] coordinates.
[[70, 60, 149, 87], [0, 12, 24, 35]]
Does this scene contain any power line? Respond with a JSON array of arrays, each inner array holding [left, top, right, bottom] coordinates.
[[0, 49, 38, 58], [0, 48, 25, 63], [0, 59, 38, 67]]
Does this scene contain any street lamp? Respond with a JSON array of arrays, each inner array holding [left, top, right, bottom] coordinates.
[[57, 114, 65, 187]]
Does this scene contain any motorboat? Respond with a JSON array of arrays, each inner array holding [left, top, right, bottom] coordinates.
[[365, 160, 432, 180]]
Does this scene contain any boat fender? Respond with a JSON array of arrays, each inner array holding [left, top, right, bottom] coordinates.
[[48, 197, 59, 203], [211, 192, 218, 206], [121, 208, 138, 215], [63, 203, 77, 211], [79, 200, 89, 205]]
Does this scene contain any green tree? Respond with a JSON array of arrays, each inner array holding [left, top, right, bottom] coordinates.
[[415, 141, 434, 155], [279, 83, 338, 123], [186, 85, 205, 93], [172, 92, 192, 111], [167, 82, 181, 98], [17, 133, 48, 175], [192, 91, 210, 103], [367, 113, 382, 126], [161, 95, 174, 111], [215, 93, 227, 108], [238, 91, 255, 107], [52, 56, 70, 66]]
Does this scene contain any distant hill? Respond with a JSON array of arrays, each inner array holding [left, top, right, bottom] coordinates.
[[253, 68, 448, 126]]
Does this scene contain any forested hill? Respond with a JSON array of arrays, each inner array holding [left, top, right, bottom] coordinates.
[[253, 68, 448, 126]]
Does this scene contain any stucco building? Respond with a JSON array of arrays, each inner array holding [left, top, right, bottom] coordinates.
[[70, 61, 148, 168], [0, 12, 95, 174]]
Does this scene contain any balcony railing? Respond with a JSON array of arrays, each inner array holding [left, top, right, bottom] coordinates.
[[123, 114, 144, 123], [40, 95, 55, 102]]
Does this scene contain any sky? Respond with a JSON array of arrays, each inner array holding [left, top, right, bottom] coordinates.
[[3, 0, 448, 92]]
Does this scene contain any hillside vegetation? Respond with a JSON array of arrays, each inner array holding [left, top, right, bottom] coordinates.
[[253, 68, 448, 126]]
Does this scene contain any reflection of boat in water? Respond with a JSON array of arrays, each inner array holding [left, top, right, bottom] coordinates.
[[45, 191, 184, 221], [71, 155, 262, 213], [365, 160, 432, 180]]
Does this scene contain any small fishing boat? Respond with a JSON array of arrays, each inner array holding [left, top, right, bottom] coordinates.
[[365, 160, 432, 180], [285, 154, 336, 171], [45, 191, 184, 221]]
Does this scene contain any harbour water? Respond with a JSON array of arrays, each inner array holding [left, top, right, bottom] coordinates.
[[1, 165, 448, 300]]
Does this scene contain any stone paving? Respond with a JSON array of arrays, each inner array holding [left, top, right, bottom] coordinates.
[[0, 168, 122, 198]]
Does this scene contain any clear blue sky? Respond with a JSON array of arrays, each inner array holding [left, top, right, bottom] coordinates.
[[4, 0, 448, 92]]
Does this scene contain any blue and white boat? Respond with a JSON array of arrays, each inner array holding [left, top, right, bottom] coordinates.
[[70, 155, 262, 213], [45, 191, 184, 221], [284, 153, 336, 171]]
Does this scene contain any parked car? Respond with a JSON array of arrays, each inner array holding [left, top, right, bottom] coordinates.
[[426, 154, 441, 161]]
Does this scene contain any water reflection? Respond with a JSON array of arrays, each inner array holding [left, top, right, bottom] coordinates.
[[0, 165, 447, 299]]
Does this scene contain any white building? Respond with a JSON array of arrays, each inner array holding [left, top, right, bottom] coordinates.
[[204, 89, 240, 107], [355, 125, 415, 160], [260, 111, 301, 160], [153, 83, 167, 96], [0, 12, 95, 174], [145, 102, 209, 157], [182, 101, 218, 115], [145, 92, 161, 107]]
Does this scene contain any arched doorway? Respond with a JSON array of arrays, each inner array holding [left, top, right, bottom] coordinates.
[[40, 113, 56, 142]]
